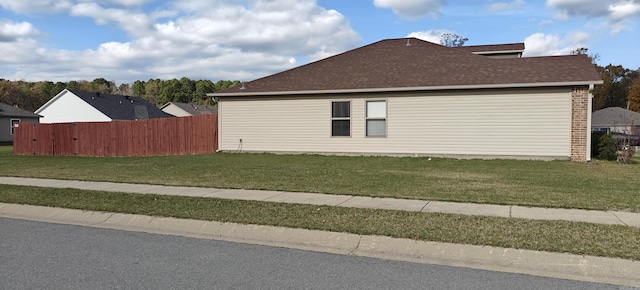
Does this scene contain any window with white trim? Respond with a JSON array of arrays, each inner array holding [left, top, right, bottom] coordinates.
[[331, 101, 350, 137], [366, 100, 386, 137], [10, 119, 20, 135]]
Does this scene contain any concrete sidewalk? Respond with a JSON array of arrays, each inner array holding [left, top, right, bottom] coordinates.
[[1, 176, 639, 228], [2, 176, 640, 287]]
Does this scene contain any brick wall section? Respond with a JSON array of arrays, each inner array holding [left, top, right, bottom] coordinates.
[[571, 86, 589, 162]]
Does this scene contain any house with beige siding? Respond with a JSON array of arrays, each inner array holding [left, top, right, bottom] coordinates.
[[210, 38, 603, 162]]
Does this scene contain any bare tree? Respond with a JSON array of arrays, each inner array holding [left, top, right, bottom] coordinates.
[[440, 33, 468, 47]]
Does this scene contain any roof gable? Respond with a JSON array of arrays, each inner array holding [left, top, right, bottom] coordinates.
[[0, 102, 40, 118], [161, 102, 217, 116], [67, 90, 173, 120], [214, 38, 602, 96]]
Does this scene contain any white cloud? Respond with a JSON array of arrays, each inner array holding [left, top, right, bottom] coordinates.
[[69, 2, 155, 37], [0, 0, 72, 14], [522, 32, 591, 57], [609, 1, 640, 21], [548, 0, 640, 20], [485, 0, 526, 12], [547, 0, 640, 32], [546, 0, 610, 18], [0, 0, 361, 84], [0, 20, 40, 42], [105, 0, 154, 6], [373, 0, 447, 19], [407, 29, 453, 43]]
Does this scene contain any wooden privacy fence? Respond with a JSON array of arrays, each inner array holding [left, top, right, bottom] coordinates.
[[13, 114, 218, 157]]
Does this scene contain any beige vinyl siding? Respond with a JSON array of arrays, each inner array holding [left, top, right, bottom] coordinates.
[[218, 88, 571, 158]]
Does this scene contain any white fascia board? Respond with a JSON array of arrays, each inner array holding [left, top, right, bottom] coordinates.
[[210, 81, 605, 98], [471, 50, 524, 55], [159, 102, 172, 110], [34, 88, 71, 114]]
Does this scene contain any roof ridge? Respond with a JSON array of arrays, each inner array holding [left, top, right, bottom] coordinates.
[[214, 37, 602, 95]]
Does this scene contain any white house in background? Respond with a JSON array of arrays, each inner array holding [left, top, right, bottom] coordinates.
[[0, 102, 40, 142], [592, 107, 640, 135], [35, 89, 173, 124], [210, 38, 603, 162], [160, 102, 217, 117]]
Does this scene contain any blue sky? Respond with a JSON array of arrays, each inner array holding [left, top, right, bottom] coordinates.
[[1, 0, 639, 85]]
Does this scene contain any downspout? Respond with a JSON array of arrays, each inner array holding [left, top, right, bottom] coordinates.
[[586, 84, 594, 163], [213, 96, 221, 152]]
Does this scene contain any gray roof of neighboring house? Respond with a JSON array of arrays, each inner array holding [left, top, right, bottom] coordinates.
[[214, 38, 602, 96], [592, 107, 640, 127], [0, 102, 40, 118], [68, 90, 173, 120], [161, 102, 217, 116]]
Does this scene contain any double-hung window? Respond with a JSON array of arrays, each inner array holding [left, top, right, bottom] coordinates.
[[366, 100, 386, 137], [331, 101, 350, 137]]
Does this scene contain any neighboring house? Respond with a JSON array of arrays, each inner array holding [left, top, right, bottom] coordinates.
[[592, 107, 640, 135], [35, 89, 173, 123], [210, 38, 603, 162], [160, 102, 218, 117], [0, 102, 40, 142]]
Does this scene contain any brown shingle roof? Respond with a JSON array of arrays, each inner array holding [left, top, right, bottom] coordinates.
[[215, 38, 602, 96], [455, 43, 525, 53]]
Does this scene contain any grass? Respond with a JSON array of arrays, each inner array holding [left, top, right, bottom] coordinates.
[[1, 184, 639, 260], [1, 145, 639, 212]]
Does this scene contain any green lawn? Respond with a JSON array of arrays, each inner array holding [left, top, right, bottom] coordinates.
[[2, 144, 640, 260], [2, 185, 639, 261], [1, 145, 638, 211]]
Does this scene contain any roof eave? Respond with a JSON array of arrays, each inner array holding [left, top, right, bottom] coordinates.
[[472, 50, 524, 55], [209, 80, 604, 97]]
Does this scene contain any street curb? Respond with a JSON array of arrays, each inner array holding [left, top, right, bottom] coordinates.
[[1, 203, 638, 287]]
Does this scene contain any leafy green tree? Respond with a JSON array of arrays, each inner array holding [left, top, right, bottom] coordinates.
[[53, 82, 67, 95], [67, 80, 81, 90], [179, 77, 195, 103], [195, 80, 216, 104], [628, 78, 640, 112], [214, 80, 241, 91], [592, 65, 639, 110], [131, 80, 146, 97], [144, 79, 162, 105], [0, 80, 22, 107]]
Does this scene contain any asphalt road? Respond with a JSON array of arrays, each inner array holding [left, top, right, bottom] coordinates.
[[0, 217, 632, 290]]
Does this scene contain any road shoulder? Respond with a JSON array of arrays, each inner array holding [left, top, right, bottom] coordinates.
[[1, 202, 638, 288]]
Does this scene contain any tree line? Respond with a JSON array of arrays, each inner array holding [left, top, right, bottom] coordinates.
[[571, 48, 640, 112], [593, 65, 640, 112], [0, 77, 240, 112]]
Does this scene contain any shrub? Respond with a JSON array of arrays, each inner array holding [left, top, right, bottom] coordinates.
[[597, 133, 617, 161], [591, 131, 606, 158]]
